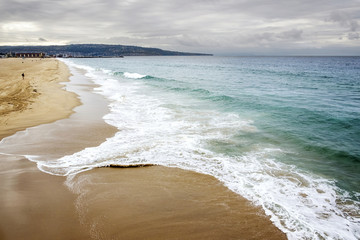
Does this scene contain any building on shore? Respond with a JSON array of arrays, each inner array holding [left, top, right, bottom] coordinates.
[[15, 52, 45, 58]]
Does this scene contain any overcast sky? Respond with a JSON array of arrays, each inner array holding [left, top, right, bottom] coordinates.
[[1, 0, 360, 55]]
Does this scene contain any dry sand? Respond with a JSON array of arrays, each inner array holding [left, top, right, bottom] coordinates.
[[0, 58, 287, 239], [0, 58, 80, 139]]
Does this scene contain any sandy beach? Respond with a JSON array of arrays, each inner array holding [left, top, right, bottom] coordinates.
[[0, 58, 80, 139], [0, 58, 287, 239]]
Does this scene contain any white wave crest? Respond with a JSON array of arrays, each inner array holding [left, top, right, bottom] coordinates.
[[123, 72, 146, 79]]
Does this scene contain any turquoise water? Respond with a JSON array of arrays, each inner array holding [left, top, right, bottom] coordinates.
[[54, 57, 359, 239], [101, 56, 360, 193]]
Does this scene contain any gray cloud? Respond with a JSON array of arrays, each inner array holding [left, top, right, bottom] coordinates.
[[348, 32, 360, 40], [328, 11, 359, 31], [278, 29, 303, 40], [1, 0, 359, 55], [38, 37, 47, 42], [327, 10, 360, 40]]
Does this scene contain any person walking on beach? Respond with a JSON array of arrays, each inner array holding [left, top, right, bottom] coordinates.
[[22, 73, 24, 80]]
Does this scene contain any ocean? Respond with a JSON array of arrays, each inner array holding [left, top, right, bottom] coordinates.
[[50, 56, 358, 239]]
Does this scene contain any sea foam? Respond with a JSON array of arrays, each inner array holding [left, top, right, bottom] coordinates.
[[123, 72, 146, 79]]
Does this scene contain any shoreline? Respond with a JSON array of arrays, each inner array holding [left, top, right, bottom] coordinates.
[[0, 58, 287, 239], [0, 58, 118, 239]]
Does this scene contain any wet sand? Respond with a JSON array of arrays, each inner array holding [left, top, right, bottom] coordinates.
[[70, 166, 286, 240], [0, 58, 287, 239], [0, 155, 91, 240]]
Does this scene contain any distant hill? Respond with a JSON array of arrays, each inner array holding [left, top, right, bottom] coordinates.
[[0, 44, 212, 57]]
